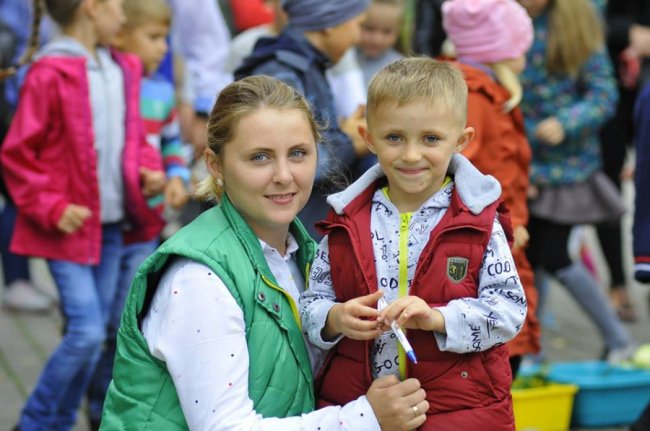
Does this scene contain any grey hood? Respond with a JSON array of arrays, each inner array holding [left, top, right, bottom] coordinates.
[[327, 153, 502, 215], [36, 36, 94, 61]]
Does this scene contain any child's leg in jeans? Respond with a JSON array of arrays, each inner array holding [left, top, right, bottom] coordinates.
[[19, 224, 122, 430], [86, 239, 158, 423]]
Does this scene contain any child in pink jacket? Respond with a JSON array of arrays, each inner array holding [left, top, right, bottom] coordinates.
[[0, 0, 163, 428]]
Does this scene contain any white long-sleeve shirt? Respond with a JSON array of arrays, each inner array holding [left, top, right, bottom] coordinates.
[[142, 236, 380, 430]]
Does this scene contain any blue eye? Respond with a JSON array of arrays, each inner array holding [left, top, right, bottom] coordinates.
[[424, 135, 440, 144], [251, 153, 269, 162], [290, 149, 307, 158], [386, 134, 401, 142]]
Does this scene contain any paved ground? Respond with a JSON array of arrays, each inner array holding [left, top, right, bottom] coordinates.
[[0, 182, 648, 430]]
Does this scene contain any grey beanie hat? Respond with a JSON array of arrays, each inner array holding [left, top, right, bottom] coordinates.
[[282, 0, 370, 31]]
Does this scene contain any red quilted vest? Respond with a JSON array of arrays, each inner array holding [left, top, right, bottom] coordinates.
[[316, 180, 516, 431]]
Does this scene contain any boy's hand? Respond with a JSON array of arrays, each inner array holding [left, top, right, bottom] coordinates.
[[534, 117, 565, 146], [165, 177, 189, 209], [366, 375, 428, 431], [323, 290, 383, 341], [57, 204, 92, 234], [340, 104, 369, 157], [379, 296, 445, 333], [140, 167, 166, 197], [513, 225, 530, 251]]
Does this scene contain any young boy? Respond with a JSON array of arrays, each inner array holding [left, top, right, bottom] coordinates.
[[300, 58, 526, 431], [85, 0, 190, 427], [235, 0, 370, 238]]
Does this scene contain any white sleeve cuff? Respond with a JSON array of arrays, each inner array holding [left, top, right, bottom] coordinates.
[[434, 304, 466, 352], [307, 300, 344, 350]]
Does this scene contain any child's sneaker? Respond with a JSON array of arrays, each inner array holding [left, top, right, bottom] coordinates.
[[2, 280, 54, 312]]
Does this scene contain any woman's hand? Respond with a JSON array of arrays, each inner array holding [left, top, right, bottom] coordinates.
[[323, 290, 383, 341], [378, 296, 445, 333], [366, 375, 429, 431]]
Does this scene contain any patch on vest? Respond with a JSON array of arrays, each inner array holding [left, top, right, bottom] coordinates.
[[447, 257, 468, 283]]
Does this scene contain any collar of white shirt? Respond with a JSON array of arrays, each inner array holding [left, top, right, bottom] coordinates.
[[258, 232, 299, 261]]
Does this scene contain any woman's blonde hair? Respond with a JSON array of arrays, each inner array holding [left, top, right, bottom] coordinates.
[[546, 0, 604, 76], [195, 75, 321, 202]]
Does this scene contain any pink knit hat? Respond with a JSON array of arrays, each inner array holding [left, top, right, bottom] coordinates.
[[442, 0, 533, 64]]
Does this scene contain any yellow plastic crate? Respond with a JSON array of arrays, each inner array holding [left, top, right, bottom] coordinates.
[[512, 383, 578, 431]]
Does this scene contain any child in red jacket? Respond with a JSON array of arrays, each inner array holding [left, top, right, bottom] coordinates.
[[441, 0, 541, 376], [0, 0, 163, 428]]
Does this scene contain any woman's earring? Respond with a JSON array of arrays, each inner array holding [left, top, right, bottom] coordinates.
[[216, 177, 224, 187]]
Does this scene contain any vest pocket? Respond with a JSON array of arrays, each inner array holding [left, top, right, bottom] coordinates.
[[416, 353, 496, 414]]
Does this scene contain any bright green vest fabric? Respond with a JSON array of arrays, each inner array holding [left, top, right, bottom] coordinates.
[[100, 195, 316, 430]]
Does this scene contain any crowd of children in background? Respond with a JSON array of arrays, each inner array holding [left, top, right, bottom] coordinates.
[[0, 0, 649, 429]]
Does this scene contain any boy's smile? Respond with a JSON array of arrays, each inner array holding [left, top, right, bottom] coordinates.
[[361, 99, 473, 213]]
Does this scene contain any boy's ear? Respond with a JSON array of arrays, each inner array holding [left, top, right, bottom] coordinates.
[[456, 126, 474, 153], [358, 124, 376, 155]]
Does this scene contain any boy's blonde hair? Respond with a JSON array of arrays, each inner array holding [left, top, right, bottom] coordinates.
[[546, 0, 603, 76], [122, 0, 171, 28], [196, 75, 321, 202], [367, 57, 468, 127]]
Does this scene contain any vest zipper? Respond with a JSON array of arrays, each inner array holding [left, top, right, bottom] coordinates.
[[397, 213, 412, 380]]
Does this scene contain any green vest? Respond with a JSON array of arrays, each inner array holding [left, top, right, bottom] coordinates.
[[100, 196, 316, 430]]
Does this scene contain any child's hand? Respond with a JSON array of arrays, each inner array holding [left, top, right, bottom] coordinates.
[[379, 296, 445, 333], [513, 225, 530, 250], [57, 204, 91, 234], [323, 290, 384, 341], [164, 177, 189, 209], [140, 168, 166, 197], [534, 117, 565, 146], [340, 104, 369, 157]]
